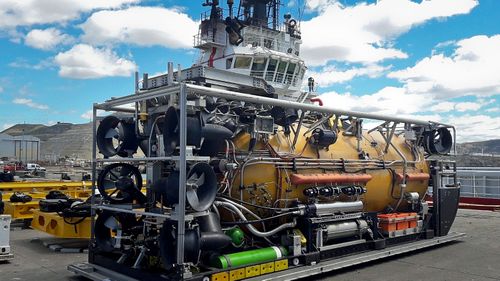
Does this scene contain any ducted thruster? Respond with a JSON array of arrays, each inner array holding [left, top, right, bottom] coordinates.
[[96, 116, 139, 158]]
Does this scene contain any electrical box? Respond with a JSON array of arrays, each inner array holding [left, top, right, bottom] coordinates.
[[0, 215, 11, 255]]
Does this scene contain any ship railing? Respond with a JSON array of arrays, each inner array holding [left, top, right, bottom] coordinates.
[[285, 73, 295, 85], [193, 29, 226, 48], [274, 72, 285, 83], [199, 8, 228, 22], [250, 70, 265, 78], [440, 168, 500, 199]]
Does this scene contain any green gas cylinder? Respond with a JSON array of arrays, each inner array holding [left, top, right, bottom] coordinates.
[[212, 246, 287, 269]]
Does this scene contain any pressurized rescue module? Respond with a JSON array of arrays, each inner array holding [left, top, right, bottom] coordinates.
[[68, 1, 463, 280]]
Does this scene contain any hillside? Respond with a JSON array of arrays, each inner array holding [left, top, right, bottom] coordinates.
[[2, 122, 93, 160], [457, 139, 500, 155]]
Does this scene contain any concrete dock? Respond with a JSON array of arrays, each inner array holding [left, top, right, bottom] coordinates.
[[0, 209, 499, 281]]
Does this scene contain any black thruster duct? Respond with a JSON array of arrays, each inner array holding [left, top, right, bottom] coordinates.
[[159, 220, 201, 269], [163, 107, 203, 156], [271, 106, 298, 127], [97, 163, 146, 204], [197, 212, 232, 251], [95, 211, 140, 252], [310, 128, 338, 148], [423, 127, 453, 155], [96, 116, 139, 158], [159, 213, 230, 269], [163, 106, 234, 156], [152, 163, 218, 212]]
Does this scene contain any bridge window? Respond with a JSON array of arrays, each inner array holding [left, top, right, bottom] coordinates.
[[274, 61, 287, 83], [251, 57, 268, 77], [265, 59, 278, 81], [234, 56, 252, 69], [285, 63, 296, 84], [292, 67, 302, 86], [264, 38, 274, 49], [226, 58, 233, 69]]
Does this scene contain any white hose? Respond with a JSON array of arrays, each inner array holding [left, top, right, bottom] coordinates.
[[214, 201, 296, 238]]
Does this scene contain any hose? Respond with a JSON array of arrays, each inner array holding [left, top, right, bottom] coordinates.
[[218, 195, 300, 212], [221, 211, 295, 225], [214, 201, 296, 237]]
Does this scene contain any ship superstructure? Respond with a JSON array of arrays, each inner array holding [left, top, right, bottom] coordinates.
[[194, 0, 306, 100]]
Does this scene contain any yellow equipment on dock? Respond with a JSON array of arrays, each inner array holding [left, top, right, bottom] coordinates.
[[0, 181, 90, 194], [31, 209, 91, 239], [3, 201, 39, 220], [1, 181, 92, 220]]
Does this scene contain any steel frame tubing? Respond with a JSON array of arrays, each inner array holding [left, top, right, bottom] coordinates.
[[87, 82, 457, 279]]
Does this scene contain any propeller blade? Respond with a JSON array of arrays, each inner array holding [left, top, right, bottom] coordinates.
[[104, 216, 120, 230], [120, 165, 133, 177], [101, 179, 117, 190], [116, 123, 125, 141], [105, 128, 119, 139], [108, 170, 120, 180], [187, 173, 205, 187], [186, 189, 200, 209], [115, 142, 124, 154], [195, 173, 205, 187]]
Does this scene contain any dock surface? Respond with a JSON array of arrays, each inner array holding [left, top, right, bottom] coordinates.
[[1, 209, 499, 281]]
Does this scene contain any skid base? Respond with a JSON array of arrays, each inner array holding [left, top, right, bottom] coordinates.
[[68, 232, 465, 281]]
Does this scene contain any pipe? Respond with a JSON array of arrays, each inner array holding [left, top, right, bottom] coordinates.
[[310, 97, 323, 106], [324, 220, 369, 241], [305, 201, 364, 216], [389, 141, 408, 211], [396, 172, 430, 183], [215, 201, 296, 237], [290, 173, 372, 185]]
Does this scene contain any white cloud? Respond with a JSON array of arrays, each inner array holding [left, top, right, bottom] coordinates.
[[318, 84, 500, 142], [389, 35, 500, 98], [0, 86, 3, 93], [455, 102, 482, 112], [485, 107, 499, 113], [13, 98, 49, 110], [430, 101, 486, 113], [448, 115, 500, 142], [301, 0, 477, 65], [80, 6, 198, 49], [25, 28, 73, 50], [0, 0, 139, 28], [307, 64, 389, 87], [319, 86, 433, 116], [306, 0, 336, 11], [9, 58, 54, 70], [80, 109, 106, 121], [429, 101, 455, 112], [54, 44, 137, 79], [319, 88, 500, 141]]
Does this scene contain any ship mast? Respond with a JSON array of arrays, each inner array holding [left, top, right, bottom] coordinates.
[[237, 0, 280, 30]]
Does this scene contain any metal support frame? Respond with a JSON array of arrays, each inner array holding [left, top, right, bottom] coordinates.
[[176, 83, 188, 270], [84, 82, 458, 280], [96, 84, 454, 128]]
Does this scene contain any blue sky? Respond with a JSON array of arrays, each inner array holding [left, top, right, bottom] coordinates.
[[0, 0, 499, 142]]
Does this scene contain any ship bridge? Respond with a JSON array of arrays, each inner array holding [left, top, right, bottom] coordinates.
[[193, 1, 306, 101]]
